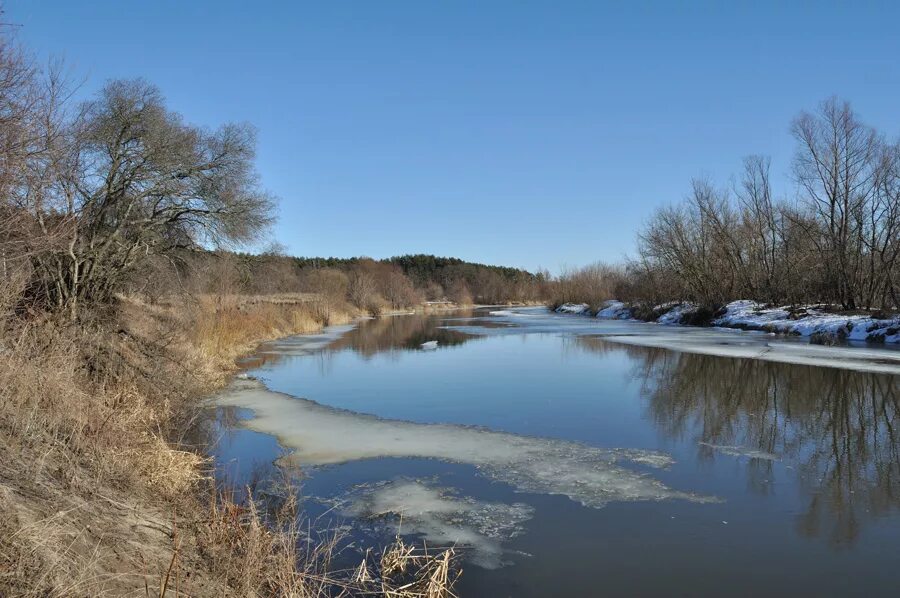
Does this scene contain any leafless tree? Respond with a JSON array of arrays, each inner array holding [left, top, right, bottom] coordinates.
[[22, 78, 275, 315], [792, 97, 880, 308], [347, 268, 379, 310]]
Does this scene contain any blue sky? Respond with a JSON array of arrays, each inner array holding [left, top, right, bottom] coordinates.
[[7, 1, 900, 272]]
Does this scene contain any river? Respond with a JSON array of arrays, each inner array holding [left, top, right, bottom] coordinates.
[[210, 307, 900, 597]]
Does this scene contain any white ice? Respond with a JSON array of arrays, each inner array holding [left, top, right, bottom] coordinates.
[[595, 300, 633, 320], [713, 300, 900, 342], [657, 302, 699, 325], [213, 378, 716, 510], [339, 480, 533, 569], [555, 303, 590, 314], [698, 442, 780, 461], [593, 327, 900, 374]]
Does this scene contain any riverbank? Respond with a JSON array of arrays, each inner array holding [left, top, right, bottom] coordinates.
[[0, 294, 457, 596], [554, 300, 900, 344]]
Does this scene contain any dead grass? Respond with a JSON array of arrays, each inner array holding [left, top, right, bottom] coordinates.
[[0, 290, 458, 597], [170, 293, 356, 368], [201, 482, 459, 598]]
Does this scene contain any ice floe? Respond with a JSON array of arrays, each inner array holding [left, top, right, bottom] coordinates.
[[698, 442, 780, 461], [488, 307, 900, 373], [592, 327, 900, 374], [336, 480, 533, 569], [214, 378, 716, 510]]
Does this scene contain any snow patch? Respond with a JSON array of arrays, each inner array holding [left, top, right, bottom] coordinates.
[[713, 300, 900, 342], [555, 303, 590, 315], [595, 300, 633, 320], [699, 442, 780, 461], [657, 302, 699, 325]]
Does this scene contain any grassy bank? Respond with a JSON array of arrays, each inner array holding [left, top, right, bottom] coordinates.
[[0, 293, 458, 596]]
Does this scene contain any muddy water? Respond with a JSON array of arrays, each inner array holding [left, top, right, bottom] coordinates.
[[211, 307, 900, 597]]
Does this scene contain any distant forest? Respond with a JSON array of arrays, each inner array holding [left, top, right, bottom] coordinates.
[[134, 251, 547, 310]]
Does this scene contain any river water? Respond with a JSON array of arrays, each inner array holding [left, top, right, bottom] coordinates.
[[210, 307, 900, 597]]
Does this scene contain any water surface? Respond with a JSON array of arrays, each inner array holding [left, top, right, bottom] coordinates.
[[212, 307, 900, 597]]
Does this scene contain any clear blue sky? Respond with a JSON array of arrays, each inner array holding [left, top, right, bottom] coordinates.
[[7, 1, 900, 272]]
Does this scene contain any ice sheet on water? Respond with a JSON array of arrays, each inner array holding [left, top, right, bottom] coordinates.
[[336, 479, 534, 569], [594, 327, 900, 374], [487, 309, 540, 317], [214, 378, 717, 510], [699, 442, 780, 461], [255, 324, 357, 356]]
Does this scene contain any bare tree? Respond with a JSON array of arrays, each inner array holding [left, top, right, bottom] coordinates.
[[792, 97, 880, 308], [381, 268, 420, 309], [347, 268, 379, 310], [25, 79, 275, 315]]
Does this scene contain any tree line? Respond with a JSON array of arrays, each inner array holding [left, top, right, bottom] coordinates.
[[134, 250, 546, 313], [556, 97, 900, 312]]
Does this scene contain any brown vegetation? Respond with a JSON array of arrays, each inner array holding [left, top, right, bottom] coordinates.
[[0, 30, 459, 596], [133, 251, 546, 316], [0, 286, 462, 596]]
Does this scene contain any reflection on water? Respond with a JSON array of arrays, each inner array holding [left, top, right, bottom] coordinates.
[[214, 307, 900, 597], [584, 337, 900, 546], [327, 312, 477, 356]]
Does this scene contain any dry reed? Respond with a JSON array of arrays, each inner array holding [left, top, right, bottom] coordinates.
[[0, 288, 458, 596]]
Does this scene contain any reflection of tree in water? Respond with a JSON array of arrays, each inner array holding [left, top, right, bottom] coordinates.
[[577, 336, 900, 546], [237, 312, 481, 371], [326, 312, 478, 358]]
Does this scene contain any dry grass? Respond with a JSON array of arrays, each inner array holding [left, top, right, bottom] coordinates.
[[201, 483, 459, 598], [184, 294, 356, 365], [0, 289, 458, 597], [548, 262, 627, 311]]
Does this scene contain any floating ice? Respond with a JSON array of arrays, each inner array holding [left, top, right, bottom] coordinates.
[[255, 324, 357, 356], [420, 340, 439, 350], [214, 378, 716, 510], [487, 307, 900, 374], [338, 480, 533, 569], [592, 328, 900, 374], [699, 442, 780, 461], [487, 309, 538, 317]]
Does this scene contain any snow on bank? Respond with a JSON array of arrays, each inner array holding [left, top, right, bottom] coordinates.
[[555, 303, 591, 314], [557, 299, 900, 344], [713, 300, 900, 342], [657, 302, 699, 325], [595, 300, 633, 319], [555, 301, 633, 319]]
